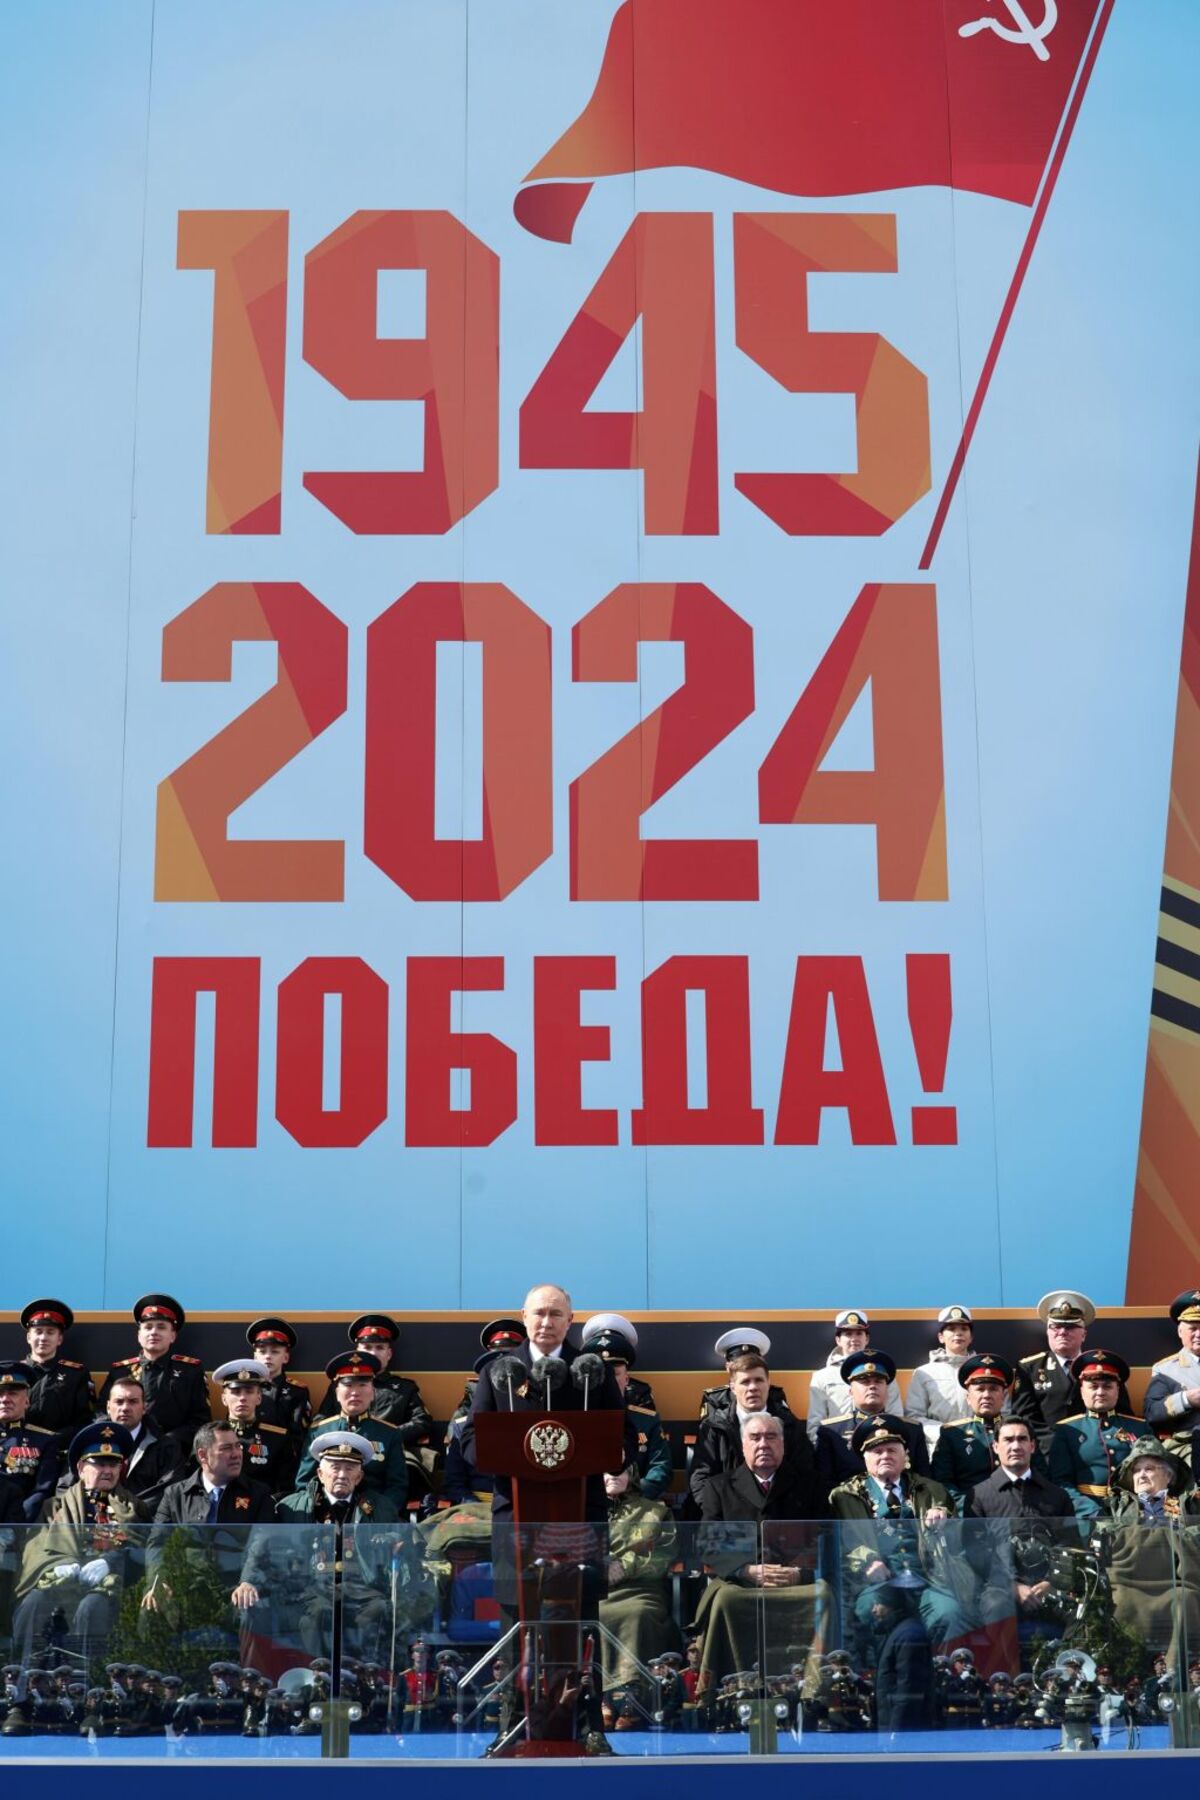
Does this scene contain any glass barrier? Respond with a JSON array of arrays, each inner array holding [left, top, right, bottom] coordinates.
[[2, 1497, 1200, 1755]]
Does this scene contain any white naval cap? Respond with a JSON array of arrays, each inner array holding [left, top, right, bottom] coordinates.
[[213, 1357, 271, 1386], [311, 1429, 376, 1465], [834, 1310, 869, 1331], [715, 1327, 771, 1360], [1037, 1290, 1095, 1328], [937, 1305, 973, 1325], [581, 1312, 639, 1350]]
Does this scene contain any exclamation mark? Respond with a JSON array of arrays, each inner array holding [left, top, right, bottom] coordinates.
[[907, 953, 956, 1144]]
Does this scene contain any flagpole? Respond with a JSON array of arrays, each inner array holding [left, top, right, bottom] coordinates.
[[918, 0, 1116, 571]]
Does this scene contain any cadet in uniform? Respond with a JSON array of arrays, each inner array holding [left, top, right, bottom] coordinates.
[[807, 1310, 901, 1443], [814, 1350, 930, 1485], [296, 1352, 408, 1511], [929, 1353, 1021, 1512], [904, 1305, 975, 1452], [0, 1361, 63, 1518], [700, 1328, 794, 1425], [20, 1298, 96, 1437], [245, 1318, 312, 1449], [1011, 1291, 1132, 1452], [442, 1319, 526, 1503], [212, 1360, 296, 1497], [581, 1312, 673, 1500], [1047, 1349, 1143, 1520], [97, 1295, 210, 1452], [1143, 1289, 1200, 1460], [314, 1314, 435, 1495]]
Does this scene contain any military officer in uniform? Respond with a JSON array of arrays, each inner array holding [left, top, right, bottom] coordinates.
[[581, 1313, 673, 1500], [700, 1328, 794, 1425], [1144, 1289, 1200, 1460], [314, 1314, 435, 1494], [296, 1352, 408, 1511], [245, 1318, 312, 1448], [904, 1305, 976, 1451], [930, 1354, 1024, 1512], [98, 1295, 211, 1452], [1048, 1349, 1143, 1521], [277, 1431, 401, 1662], [19, 1299, 96, 1437], [0, 1361, 63, 1518], [442, 1319, 527, 1503], [212, 1360, 296, 1497], [808, 1310, 902, 1443], [814, 1350, 930, 1485], [1011, 1291, 1132, 1452]]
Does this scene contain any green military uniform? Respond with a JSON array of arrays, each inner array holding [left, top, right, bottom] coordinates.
[[930, 1415, 1002, 1511], [296, 1413, 407, 1510], [626, 1377, 672, 1500], [1049, 1410, 1143, 1520]]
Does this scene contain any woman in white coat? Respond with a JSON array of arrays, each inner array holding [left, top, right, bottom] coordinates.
[[905, 1305, 976, 1451]]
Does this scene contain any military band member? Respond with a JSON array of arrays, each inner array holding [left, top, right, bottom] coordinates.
[[103, 1377, 182, 1510], [19, 1298, 96, 1437], [97, 1295, 210, 1452], [1143, 1289, 1200, 1457], [212, 1360, 296, 1497], [1011, 1291, 1132, 1452], [807, 1310, 901, 1443], [0, 1360, 63, 1518], [904, 1306, 975, 1451], [296, 1352, 408, 1511], [814, 1350, 929, 1486], [581, 1312, 673, 1500], [1048, 1349, 1143, 1521], [700, 1328, 793, 1426], [245, 1317, 312, 1447], [930, 1354, 1021, 1512]]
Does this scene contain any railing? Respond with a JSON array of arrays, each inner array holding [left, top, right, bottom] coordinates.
[[0, 1508, 1197, 1754]]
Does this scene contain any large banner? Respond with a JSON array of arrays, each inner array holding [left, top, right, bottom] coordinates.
[[2, 0, 1197, 1310]]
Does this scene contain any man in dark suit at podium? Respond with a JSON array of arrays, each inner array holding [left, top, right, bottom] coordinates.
[[464, 1284, 630, 1521]]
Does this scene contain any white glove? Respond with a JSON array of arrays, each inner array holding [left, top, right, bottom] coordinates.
[[52, 1563, 82, 1582], [79, 1558, 110, 1588]]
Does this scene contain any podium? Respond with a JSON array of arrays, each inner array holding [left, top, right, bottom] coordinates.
[[473, 1408, 624, 1755]]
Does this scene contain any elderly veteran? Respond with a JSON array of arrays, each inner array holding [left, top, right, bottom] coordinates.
[[807, 1310, 902, 1443], [12, 1421, 142, 1661], [1048, 1349, 1143, 1521], [0, 1359, 62, 1519], [1145, 1290, 1200, 1461], [904, 1306, 975, 1451], [692, 1414, 829, 1699], [1101, 1437, 1200, 1656], [599, 1464, 679, 1693], [582, 1313, 673, 1501], [277, 1431, 403, 1661], [829, 1418, 966, 1730]]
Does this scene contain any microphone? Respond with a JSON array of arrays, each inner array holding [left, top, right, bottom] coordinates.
[[530, 1355, 569, 1399], [571, 1353, 606, 1410], [490, 1354, 526, 1411]]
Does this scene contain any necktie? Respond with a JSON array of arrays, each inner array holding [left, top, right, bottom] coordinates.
[[885, 1486, 902, 1518], [206, 1487, 221, 1523]]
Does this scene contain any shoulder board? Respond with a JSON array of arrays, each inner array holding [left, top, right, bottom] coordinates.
[[1018, 1352, 1046, 1366], [259, 1422, 287, 1436], [171, 1354, 202, 1365], [26, 1423, 55, 1436], [369, 1415, 399, 1432], [1117, 1414, 1143, 1428], [59, 1359, 84, 1370], [1151, 1355, 1181, 1374], [1058, 1412, 1085, 1425], [824, 1413, 852, 1425], [946, 1417, 973, 1428], [627, 1403, 656, 1417], [113, 1355, 139, 1368]]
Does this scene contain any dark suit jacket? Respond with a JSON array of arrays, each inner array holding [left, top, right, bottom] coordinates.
[[814, 1412, 930, 1486], [0, 1473, 23, 1523], [690, 1403, 815, 1509], [122, 1424, 183, 1509], [963, 1465, 1074, 1520], [151, 1467, 276, 1528], [464, 1339, 631, 1520], [699, 1457, 829, 1523]]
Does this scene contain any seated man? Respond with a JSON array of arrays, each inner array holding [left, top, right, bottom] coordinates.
[[904, 1306, 975, 1452], [1012, 1291, 1132, 1453], [815, 1351, 929, 1486], [829, 1419, 966, 1730], [144, 1421, 275, 1620], [808, 1310, 901, 1443], [12, 1421, 142, 1663], [277, 1430, 402, 1662], [693, 1415, 829, 1701], [1048, 1349, 1143, 1520], [700, 1328, 794, 1426], [314, 1315, 435, 1493], [20, 1298, 96, 1437], [103, 1376, 182, 1511], [964, 1417, 1077, 1637], [582, 1314, 673, 1502], [600, 1465, 678, 1694], [0, 1360, 62, 1518], [930, 1354, 1022, 1512], [296, 1352, 408, 1511], [691, 1352, 814, 1510], [1102, 1436, 1200, 1658], [212, 1359, 296, 1497], [442, 1319, 527, 1504], [1144, 1290, 1200, 1459]]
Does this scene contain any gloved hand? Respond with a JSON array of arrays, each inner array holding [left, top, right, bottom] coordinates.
[[79, 1558, 110, 1587], [51, 1562, 82, 1582]]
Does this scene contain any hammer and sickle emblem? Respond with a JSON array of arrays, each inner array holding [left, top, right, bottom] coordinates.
[[959, 0, 1058, 62]]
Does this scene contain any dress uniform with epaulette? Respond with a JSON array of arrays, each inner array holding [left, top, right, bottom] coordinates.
[[0, 1362, 63, 1519], [1011, 1291, 1132, 1453], [442, 1318, 527, 1503], [245, 1318, 313, 1447], [296, 1353, 408, 1510], [699, 1327, 794, 1425], [814, 1350, 931, 1485], [929, 1354, 1031, 1511], [97, 1295, 211, 1452], [582, 1313, 673, 1500], [213, 1360, 296, 1497], [808, 1310, 903, 1442], [1143, 1290, 1200, 1457], [314, 1315, 435, 1446], [19, 1299, 96, 1437], [1047, 1349, 1143, 1520]]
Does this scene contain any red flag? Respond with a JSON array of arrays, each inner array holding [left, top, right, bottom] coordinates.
[[516, 0, 1102, 243]]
